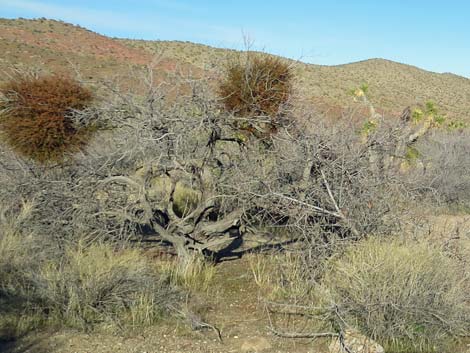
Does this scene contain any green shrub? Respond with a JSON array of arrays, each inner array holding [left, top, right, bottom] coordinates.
[[0, 74, 94, 163], [323, 238, 469, 352], [218, 54, 292, 134]]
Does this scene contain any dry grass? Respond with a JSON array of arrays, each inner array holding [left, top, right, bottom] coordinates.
[[248, 237, 469, 353], [323, 238, 470, 352], [0, 201, 40, 293], [35, 243, 174, 330], [0, 202, 49, 340], [156, 253, 216, 293], [0, 204, 179, 338], [248, 252, 311, 301]]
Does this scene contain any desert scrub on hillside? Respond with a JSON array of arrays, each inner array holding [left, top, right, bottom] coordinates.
[[218, 53, 293, 136], [0, 66, 443, 272], [0, 73, 94, 163], [0, 71, 406, 261], [323, 238, 470, 352]]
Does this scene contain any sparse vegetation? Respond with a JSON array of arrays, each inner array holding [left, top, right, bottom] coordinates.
[[0, 17, 469, 353], [323, 238, 469, 352], [0, 204, 179, 339]]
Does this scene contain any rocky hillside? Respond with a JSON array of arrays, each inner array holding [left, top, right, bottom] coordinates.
[[0, 18, 197, 85], [1, 18, 470, 122]]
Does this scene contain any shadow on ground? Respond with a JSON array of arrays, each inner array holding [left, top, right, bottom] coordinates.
[[0, 337, 55, 353], [0, 294, 60, 353]]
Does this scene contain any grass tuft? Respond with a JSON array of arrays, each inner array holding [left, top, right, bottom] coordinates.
[[34, 243, 173, 330], [157, 253, 216, 293]]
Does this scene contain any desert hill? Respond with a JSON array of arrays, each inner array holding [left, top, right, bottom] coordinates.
[[1, 17, 469, 122], [0, 18, 198, 85], [1, 17, 470, 353]]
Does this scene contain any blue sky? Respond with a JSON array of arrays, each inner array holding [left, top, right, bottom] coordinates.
[[1, 0, 469, 77]]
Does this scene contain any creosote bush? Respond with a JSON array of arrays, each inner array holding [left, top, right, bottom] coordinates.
[[323, 238, 469, 352], [218, 54, 292, 133], [0, 74, 94, 163]]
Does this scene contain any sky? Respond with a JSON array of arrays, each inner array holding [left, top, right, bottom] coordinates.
[[1, 0, 469, 77]]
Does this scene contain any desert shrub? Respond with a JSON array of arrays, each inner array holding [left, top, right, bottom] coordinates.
[[0, 70, 404, 267], [218, 54, 292, 130], [414, 129, 470, 209], [0, 206, 178, 335], [0, 74, 94, 163], [0, 202, 57, 339], [323, 238, 469, 352], [33, 243, 176, 330]]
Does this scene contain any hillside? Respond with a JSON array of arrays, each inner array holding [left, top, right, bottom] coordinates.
[[123, 39, 470, 121], [1, 17, 470, 121], [1, 17, 470, 353], [0, 18, 197, 86]]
